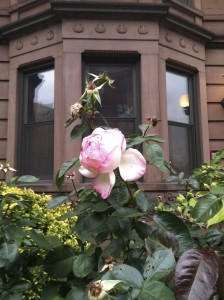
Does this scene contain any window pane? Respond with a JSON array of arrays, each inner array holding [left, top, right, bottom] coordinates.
[[166, 71, 190, 124], [168, 123, 194, 177], [27, 70, 54, 123], [88, 64, 134, 118], [23, 123, 54, 179], [21, 67, 54, 179], [166, 68, 198, 177]]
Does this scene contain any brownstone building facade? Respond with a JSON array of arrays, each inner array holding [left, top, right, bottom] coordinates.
[[0, 0, 223, 194]]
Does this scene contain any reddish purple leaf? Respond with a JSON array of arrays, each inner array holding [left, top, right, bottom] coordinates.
[[174, 248, 218, 300]]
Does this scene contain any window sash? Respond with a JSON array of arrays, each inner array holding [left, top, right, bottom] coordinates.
[[18, 63, 54, 180]]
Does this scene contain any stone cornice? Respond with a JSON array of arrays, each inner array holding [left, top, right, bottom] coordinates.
[[50, 1, 171, 20], [0, 10, 58, 40], [163, 13, 214, 42]]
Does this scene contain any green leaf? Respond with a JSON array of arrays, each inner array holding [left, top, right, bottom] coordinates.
[[56, 157, 79, 187], [145, 144, 167, 172], [16, 175, 39, 183], [29, 230, 55, 251], [143, 249, 175, 281], [109, 264, 144, 289], [47, 195, 69, 209], [108, 187, 129, 209], [210, 149, 224, 165], [127, 136, 145, 147], [0, 292, 23, 300], [44, 245, 76, 278], [135, 190, 157, 212], [75, 213, 106, 241], [64, 117, 76, 128], [73, 254, 95, 278], [139, 281, 175, 300], [192, 194, 222, 222], [145, 230, 179, 255], [134, 221, 152, 239], [139, 124, 149, 135], [153, 212, 197, 255], [207, 201, 224, 227], [41, 284, 65, 300], [112, 208, 144, 218], [0, 243, 18, 267], [70, 124, 87, 141], [66, 286, 88, 300]]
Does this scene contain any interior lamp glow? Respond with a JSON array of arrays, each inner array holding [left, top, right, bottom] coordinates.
[[179, 94, 190, 115]]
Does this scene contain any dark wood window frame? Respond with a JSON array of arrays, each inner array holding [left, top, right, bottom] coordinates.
[[18, 58, 55, 180]]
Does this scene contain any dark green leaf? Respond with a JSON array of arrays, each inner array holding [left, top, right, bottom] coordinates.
[[108, 187, 129, 209], [153, 212, 197, 255], [174, 249, 218, 300], [108, 217, 132, 240], [143, 249, 175, 281], [112, 208, 144, 218], [135, 190, 157, 212], [192, 194, 222, 222], [109, 264, 144, 289], [66, 286, 88, 300], [58, 158, 79, 178], [0, 243, 18, 267], [139, 124, 149, 135], [64, 117, 77, 128], [70, 124, 87, 141], [139, 281, 175, 300], [44, 245, 76, 278], [41, 283, 65, 300], [145, 230, 179, 255], [47, 195, 69, 209], [17, 175, 39, 183], [73, 254, 95, 278], [29, 230, 54, 251], [134, 221, 152, 240], [145, 144, 167, 172]]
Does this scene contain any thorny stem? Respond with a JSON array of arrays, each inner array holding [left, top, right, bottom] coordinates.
[[71, 178, 79, 201]]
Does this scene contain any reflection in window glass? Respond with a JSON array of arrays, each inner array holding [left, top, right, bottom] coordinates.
[[166, 72, 190, 124], [27, 70, 54, 123], [166, 70, 196, 178]]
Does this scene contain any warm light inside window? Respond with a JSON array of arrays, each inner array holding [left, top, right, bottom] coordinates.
[[179, 94, 189, 108]]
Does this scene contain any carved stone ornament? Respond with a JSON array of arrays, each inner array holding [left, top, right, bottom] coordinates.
[[95, 24, 106, 33], [116, 24, 127, 34], [138, 25, 149, 35], [179, 38, 186, 48], [192, 44, 199, 53], [31, 36, 38, 45], [16, 40, 23, 50], [47, 30, 54, 40], [165, 32, 172, 43], [73, 23, 84, 33]]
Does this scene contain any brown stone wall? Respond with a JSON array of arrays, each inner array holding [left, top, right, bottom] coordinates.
[[0, 0, 9, 164], [205, 49, 224, 154]]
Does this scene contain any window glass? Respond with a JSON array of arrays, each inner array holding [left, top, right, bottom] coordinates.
[[20, 67, 54, 180], [85, 60, 139, 137], [166, 69, 198, 177], [27, 70, 54, 123]]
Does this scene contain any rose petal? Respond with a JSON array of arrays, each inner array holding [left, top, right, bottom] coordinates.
[[119, 148, 146, 181], [98, 146, 122, 173], [79, 166, 98, 178], [93, 171, 115, 199]]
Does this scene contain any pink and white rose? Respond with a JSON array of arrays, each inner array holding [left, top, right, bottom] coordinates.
[[79, 128, 146, 199]]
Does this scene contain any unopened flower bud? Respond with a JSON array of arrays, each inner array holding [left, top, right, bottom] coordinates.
[[88, 281, 104, 300], [70, 102, 83, 118], [86, 81, 96, 90]]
